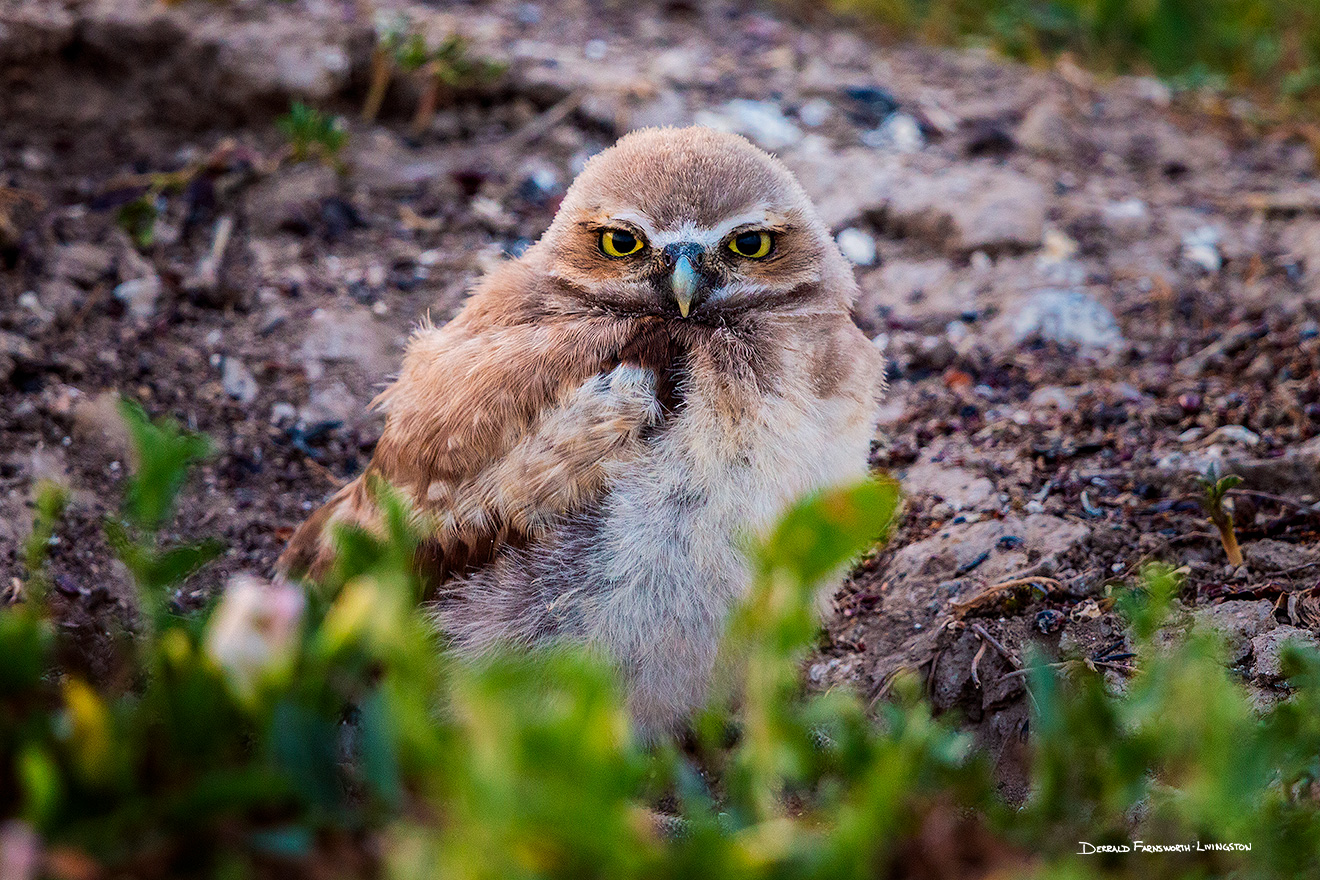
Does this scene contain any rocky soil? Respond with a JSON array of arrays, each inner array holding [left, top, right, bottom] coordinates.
[[3, 0, 1319, 792]]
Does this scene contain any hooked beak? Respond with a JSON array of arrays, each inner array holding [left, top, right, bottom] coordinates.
[[664, 242, 705, 318], [671, 255, 698, 318]]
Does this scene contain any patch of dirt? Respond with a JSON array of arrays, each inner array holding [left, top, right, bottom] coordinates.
[[3, 0, 1319, 787]]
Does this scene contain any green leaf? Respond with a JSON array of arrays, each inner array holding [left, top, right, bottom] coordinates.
[[757, 477, 901, 585], [268, 700, 344, 812], [358, 688, 404, 808], [118, 398, 212, 534], [141, 539, 226, 592]]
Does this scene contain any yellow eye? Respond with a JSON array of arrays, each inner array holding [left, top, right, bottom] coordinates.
[[728, 230, 773, 259], [600, 229, 645, 258]]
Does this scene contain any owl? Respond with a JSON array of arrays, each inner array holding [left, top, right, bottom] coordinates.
[[279, 126, 885, 738]]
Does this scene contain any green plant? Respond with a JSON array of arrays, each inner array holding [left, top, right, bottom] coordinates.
[[277, 102, 348, 168], [6, 406, 1320, 879], [20, 481, 68, 603], [829, 0, 1320, 117], [361, 17, 506, 133], [103, 399, 224, 614], [1197, 469, 1244, 567], [116, 194, 160, 250]]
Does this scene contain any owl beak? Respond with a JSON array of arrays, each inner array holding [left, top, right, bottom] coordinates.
[[671, 255, 699, 318]]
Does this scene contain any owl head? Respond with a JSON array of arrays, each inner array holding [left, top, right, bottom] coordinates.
[[534, 127, 856, 320]]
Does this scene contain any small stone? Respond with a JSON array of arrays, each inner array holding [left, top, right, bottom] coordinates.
[[270, 401, 298, 426], [797, 98, 832, 128], [1194, 599, 1276, 665], [583, 39, 607, 61], [1028, 386, 1078, 412], [1203, 425, 1260, 447], [1016, 100, 1073, 158], [245, 164, 339, 235], [1038, 228, 1079, 265], [861, 112, 924, 153], [1243, 539, 1318, 573], [836, 228, 877, 266], [1035, 608, 1066, 634], [885, 165, 1048, 254], [1182, 225, 1223, 273], [1252, 626, 1318, 680], [52, 242, 113, 286], [222, 357, 259, 405], [35, 280, 83, 324], [299, 381, 361, 427], [1101, 199, 1151, 240], [1007, 289, 1125, 353], [694, 99, 802, 151], [903, 461, 996, 512], [840, 86, 900, 127], [113, 276, 162, 321], [298, 306, 395, 380]]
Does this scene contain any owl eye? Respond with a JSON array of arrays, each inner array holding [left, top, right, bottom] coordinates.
[[728, 230, 774, 259], [599, 229, 645, 258]]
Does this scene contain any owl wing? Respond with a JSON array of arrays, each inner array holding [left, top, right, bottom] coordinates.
[[277, 311, 675, 587]]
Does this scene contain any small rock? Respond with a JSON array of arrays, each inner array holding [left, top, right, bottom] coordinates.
[[298, 306, 395, 380], [1035, 608, 1065, 634], [1101, 199, 1151, 241], [694, 99, 802, 151], [840, 86, 900, 127], [299, 381, 361, 427], [1194, 600, 1277, 665], [113, 276, 162, 322], [1252, 626, 1319, 680], [245, 164, 339, 235], [52, 242, 113, 286], [270, 401, 298, 426], [222, 357, 259, 405], [1182, 225, 1223, 273], [35, 280, 83, 325], [887, 513, 1088, 589], [0, 330, 36, 384], [116, 238, 156, 283], [1038, 228, 1079, 265], [835, 227, 877, 266], [1028, 386, 1078, 412], [903, 461, 996, 512], [861, 112, 924, 152], [1006, 289, 1125, 353], [1243, 539, 1319, 573], [885, 165, 1048, 254], [1202, 425, 1260, 447], [797, 97, 832, 128], [1016, 100, 1074, 158]]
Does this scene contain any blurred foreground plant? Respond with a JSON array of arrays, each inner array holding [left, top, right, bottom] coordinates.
[[4, 404, 1320, 878]]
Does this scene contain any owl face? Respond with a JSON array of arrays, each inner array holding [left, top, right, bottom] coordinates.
[[537, 127, 851, 320]]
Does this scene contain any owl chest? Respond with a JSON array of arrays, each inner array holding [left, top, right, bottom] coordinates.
[[594, 377, 872, 600]]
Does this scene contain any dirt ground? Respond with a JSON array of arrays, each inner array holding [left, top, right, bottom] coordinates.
[[3, 0, 1319, 794]]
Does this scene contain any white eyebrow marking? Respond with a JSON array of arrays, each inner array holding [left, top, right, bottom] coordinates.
[[607, 208, 773, 250]]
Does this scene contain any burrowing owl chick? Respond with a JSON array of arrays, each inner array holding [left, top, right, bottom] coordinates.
[[281, 126, 885, 737]]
